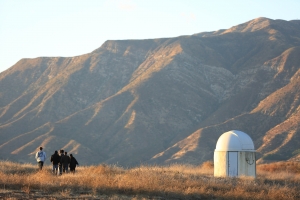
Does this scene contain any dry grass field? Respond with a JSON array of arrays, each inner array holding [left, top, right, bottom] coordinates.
[[0, 160, 299, 199]]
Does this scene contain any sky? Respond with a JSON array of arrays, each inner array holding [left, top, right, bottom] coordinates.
[[0, 0, 299, 73]]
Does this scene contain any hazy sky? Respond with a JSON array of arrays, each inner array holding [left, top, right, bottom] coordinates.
[[1, 0, 299, 73]]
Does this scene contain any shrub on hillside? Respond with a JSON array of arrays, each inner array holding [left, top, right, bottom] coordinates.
[[257, 161, 300, 173]]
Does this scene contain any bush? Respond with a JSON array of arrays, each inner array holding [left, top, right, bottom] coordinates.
[[262, 153, 287, 161], [200, 161, 214, 169], [292, 149, 300, 155]]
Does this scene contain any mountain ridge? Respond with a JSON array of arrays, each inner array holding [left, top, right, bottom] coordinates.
[[1, 17, 300, 166]]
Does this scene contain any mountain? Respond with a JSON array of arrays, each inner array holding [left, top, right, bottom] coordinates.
[[1, 17, 300, 166]]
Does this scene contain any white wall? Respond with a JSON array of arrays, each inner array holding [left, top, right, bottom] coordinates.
[[214, 151, 227, 177], [214, 151, 256, 177], [238, 151, 256, 177]]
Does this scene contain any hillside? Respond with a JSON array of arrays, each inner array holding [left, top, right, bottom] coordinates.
[[1, 17, 300, 166]]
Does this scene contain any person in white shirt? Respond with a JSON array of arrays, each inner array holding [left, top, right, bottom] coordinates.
[[35, 147, 46, 170]]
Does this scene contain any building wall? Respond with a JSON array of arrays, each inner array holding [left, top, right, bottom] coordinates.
[[214, 151, 227, 177], [214, 151, 256, 177], [238, 151, 256, 177]]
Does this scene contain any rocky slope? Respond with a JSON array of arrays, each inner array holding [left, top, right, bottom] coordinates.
[[1, 17, 300, 166]]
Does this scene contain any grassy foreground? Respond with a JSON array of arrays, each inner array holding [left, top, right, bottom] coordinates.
[[0, 161, 299, 199]]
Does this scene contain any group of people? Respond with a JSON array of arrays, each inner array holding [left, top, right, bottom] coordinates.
[[35, 147, 79, 174]]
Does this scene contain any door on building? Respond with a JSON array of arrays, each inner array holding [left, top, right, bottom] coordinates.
[[228, 151, 238, 177]]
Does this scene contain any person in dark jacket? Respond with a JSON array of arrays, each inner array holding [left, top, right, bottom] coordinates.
[[69, 154, 79, 174], [58, 149, 64, 175], [50, 150, 60, 175], [61, 151, 70, 173]]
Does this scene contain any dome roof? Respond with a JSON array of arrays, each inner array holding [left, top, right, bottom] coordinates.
[[215, 130, 255, 151]]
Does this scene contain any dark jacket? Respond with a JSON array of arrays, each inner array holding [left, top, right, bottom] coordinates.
[[58, 154, 64, 166], [69, 157, 79, 168], [61, 154, 70, 165], [50, 153, 60, 165]]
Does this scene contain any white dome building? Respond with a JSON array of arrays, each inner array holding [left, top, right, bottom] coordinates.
[[214, 130, 256, 177]]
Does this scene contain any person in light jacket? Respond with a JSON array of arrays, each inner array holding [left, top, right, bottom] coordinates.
[[35, 147, 46, 170]]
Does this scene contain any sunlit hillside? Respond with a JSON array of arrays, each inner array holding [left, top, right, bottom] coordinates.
[[0, 161, 299, 199], [1, 17, 300, 167]]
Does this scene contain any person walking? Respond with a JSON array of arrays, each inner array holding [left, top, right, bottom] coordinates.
[[69, 154, 79, 174], [50, 150, 60, 175], [61, 151, 70, 173], [58, 149, 64, 175], [35, 147, 46, 170]]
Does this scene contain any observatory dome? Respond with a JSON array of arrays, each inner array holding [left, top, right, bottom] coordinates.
[[215, 130, 255, 151]]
